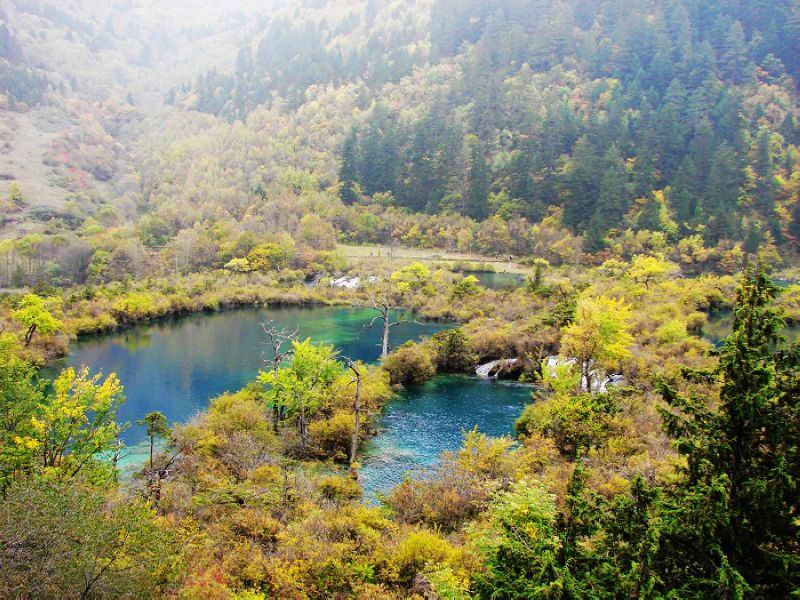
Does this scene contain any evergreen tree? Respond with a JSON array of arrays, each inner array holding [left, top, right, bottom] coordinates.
[[338, 127, 360, 206], [714, 90, 747, 156], [669, 156, 702, 230], [561, 137, 603, 232], [703, 142, 742, 244], [586, 145, 629, 252], [752, 127, 781, 243], [637, 193, 665, 232], [657, 266, 800, 596], [720, 21, 751, 84], [743, 221, 762, 255], [654, 79, 690, 179], [506, 139, 542, 219], [399, 105, 463, 213], [399, 117, 444, 212], [464, 135, 489, 220], [358, 105, 399, 196]]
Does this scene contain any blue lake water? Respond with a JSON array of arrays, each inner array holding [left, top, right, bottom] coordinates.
[[360, 376, 532, 499], [60, 305, 532, 495]]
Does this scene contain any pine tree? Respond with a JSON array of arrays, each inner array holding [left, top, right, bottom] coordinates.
[[720, 21, 752, 84], [637, 193, 665, 232], [657, 266, 800, 596], [507, 139, 539, 217], [743, 221, 762, 255], [399, 117, 444, 212], [669, 156, 701, 231], [338, 127, 360, 206], [358, 105, 399, 196], [752, 127, 782, 243], [464, 135, 489, 220], [655, 79, 690, 179], [586, 145, 628, 252], [703, 142, 742, 244], [561, 137, 603, 232]]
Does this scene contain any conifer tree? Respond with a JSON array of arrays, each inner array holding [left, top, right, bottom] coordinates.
[[703, 142, 742, 244], [586, 145, 628, 252], [464, 135, 489, 220], [657, 265, 800, 596], [338, 127, 360, 206]]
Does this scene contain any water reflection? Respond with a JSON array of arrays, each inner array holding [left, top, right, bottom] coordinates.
[[703, 311, 799, 347], [62, 307, 535, 493], [64, 306, 447, 448]]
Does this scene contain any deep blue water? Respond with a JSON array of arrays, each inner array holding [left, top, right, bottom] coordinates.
[[61, 305, 532, 494], [63, 306, 444, 447]]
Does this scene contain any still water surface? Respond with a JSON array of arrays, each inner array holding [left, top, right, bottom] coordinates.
[[703, 310, 799, 347], [62, 306, 531, 496], [59, 304, 798, 497], [360, 376, 533, 497], [61, 303, 799, 496]]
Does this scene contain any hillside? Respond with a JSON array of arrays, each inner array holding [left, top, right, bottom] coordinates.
[[0, 0, 798, 283], [0, 0, 267, 236], [1, 2, 800, 597]]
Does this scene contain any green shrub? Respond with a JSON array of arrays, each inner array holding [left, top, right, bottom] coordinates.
[[432, 329, 476, 373], [392, 529, 457, 586], [382, 341, 436, 385], [318, 476, 362, 504], [308, 410, 358, 462], [515, 392, 621, 458]]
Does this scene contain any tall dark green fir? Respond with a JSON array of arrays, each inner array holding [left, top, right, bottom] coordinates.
[[338, 127, 359, 206]]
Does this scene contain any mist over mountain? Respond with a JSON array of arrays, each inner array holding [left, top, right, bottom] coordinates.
[[0, 0, 798, 285]]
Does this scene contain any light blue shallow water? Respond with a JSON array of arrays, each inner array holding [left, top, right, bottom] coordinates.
[[359, 375, 532, 499]]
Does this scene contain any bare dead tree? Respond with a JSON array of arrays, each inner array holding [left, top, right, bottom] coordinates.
[[142, 443, 188, 510], [343, 358, 362, 474], [364, 284, 418, 358], [260, 320, 299, 372], [259, 320, 299, 430]]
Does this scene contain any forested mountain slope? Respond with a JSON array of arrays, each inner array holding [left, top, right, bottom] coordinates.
[[1, 0, 800, 287], [0, 0, 267, 236], [173, 0, 800, 252], [1, 3, 800, 597]]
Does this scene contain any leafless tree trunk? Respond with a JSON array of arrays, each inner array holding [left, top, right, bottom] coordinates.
[[345, 359, 362, 471], [143, 445, 186, 511], [365, 286, 415, 358], [260, 320, 299, 371], [260, 320, 299, 430]]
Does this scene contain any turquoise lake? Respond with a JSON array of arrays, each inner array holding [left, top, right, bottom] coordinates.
[[61, 306, 533, 497], [59, 301, 800, 498]]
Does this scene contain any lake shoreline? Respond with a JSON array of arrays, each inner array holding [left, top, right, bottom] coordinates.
[[61, 305, 528, 499]]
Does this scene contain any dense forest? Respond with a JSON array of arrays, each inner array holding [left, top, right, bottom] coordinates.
[[0, 0, 799, 288], [177, 0, 800, 252], [0, 0, 799, 597]]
